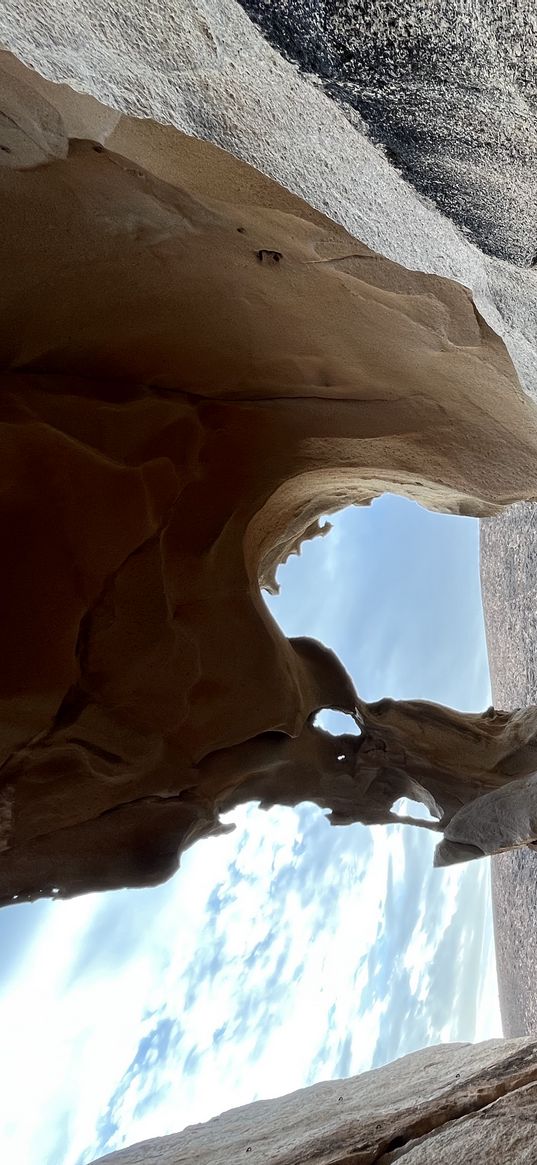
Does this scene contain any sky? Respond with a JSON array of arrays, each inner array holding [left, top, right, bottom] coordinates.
[[0, 494, 501, 1165]]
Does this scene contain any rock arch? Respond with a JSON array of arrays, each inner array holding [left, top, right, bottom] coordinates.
[[2, 49, 537, 902]]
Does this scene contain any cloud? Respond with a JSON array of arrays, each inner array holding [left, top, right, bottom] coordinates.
[[334, 1032, 353, 1077], [266, 496, 491, 711], [372, 968, 433, 1068], [45, 1113, 73, 1165], [0, 899, 52, 990], [66, 883, 174, 986], [425, 867, 495, 1042], [77, 1017, 184, 1162], [368, 853, 498, 1068]]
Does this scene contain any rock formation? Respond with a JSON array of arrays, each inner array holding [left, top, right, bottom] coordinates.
[[5, 0, 537, 401], [90, 1038, 537, 1163], [5, 9, 537, 1164], [237, 0, 537, 267], [3, 28, 537, 902]]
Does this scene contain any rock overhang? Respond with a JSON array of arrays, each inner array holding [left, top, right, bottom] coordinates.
[[2, 37, 537, 900]]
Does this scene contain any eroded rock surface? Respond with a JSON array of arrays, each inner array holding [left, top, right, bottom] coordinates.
[[481, 503, 537, 1036], [5, 0, 537, 403], [90, 1038, 537, 1163], [3, 53, 537, 901], [238, 0, 537, 266]]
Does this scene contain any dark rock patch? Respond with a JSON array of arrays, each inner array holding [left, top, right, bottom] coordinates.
[[238, 0, 537, 265]]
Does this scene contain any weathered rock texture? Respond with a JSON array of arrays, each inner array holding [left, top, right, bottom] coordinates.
[[4, 0, 537, 400], [481, 503, 537, 1037], [3, 49, 537, 901], [91, 1038, 537, 1163], [238, 0, 537, 266]]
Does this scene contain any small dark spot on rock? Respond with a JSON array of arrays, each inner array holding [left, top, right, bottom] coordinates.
[[237, 226, 247, 233], [256, 249, 283, 264], [455, 1072, 460, 1078], [0, 144, 11, 153], [386, 1136, 406, 1150], [93, 144, 104, 153], [246, 1148, 252, 1153], [338, 1096, 343, 1102]]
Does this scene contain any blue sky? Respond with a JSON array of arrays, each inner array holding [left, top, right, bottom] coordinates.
[[0, 495, 500, 1165]]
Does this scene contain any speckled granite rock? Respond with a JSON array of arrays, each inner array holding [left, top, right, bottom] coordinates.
[[481, 503, 537, 1037]]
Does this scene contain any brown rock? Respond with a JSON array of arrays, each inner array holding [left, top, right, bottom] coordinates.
[[4, 55, 537, 901]]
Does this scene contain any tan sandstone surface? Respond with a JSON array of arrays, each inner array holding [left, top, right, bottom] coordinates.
[[90, 1039, 537, 1164], [4, 54, 537, 900]]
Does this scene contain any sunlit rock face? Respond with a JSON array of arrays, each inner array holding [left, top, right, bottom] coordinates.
[[6, 0, 537, 396], [2, 36, 537, 903], [91, 1038, 537, 1163]]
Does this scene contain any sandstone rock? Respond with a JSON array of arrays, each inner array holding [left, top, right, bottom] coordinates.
[[3, 0, 537, 400], [89, 1038, 537, 1163], [3, 48, 537, 900], [237, 0, 537, 267]]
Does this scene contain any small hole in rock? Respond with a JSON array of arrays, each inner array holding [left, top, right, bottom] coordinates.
[[93, 144, 104, 153], [0, 144, 11, 153], [390, 797, 437, 823], [313, 709, 360, 737], [256, 248, 283, 264]]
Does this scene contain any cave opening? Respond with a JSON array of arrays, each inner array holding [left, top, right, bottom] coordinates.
[[263, 492, 490, 717], [261, 489, 492, 822]]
